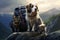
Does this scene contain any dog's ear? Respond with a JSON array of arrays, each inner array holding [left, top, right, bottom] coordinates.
[[29, 3, 33, 8], [26, 5, 28, 8], [36, 6, 39, 11], [36, 6, 38, 10]]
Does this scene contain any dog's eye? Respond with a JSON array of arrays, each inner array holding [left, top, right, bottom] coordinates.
[[31, 5, 33, 8]]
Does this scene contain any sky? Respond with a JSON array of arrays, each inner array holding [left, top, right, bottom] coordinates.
[[0, 0, 60, 14]]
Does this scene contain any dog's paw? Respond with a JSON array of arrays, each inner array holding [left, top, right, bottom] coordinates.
[[39, 23, 45, 27], [27, 29, 30, 32]]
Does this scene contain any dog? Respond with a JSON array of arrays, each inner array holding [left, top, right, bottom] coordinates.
[[10, 7, 20, 32], [10, 6, 28, 32], [26, 3, 46, 32]]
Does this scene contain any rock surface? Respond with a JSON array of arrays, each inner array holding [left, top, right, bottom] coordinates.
[[46, 30, 60, 40], [6, 31, 60, 40], [6, 32, 45, 40]]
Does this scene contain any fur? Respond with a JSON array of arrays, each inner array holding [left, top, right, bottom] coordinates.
[[26, 4, 41, 32]]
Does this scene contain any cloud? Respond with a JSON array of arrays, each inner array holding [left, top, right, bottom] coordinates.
[[37, 0, 60, 12], [0, 0, 13, 10], [0, 0, 27, 12], [0, 0, 60, 13]]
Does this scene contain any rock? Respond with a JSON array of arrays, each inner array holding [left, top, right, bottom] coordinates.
[[6, 31, 60, 40], [46, 30, 60, 40], [6, 32, 45, 40]]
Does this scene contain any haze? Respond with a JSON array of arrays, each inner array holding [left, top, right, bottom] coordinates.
[[0, 0, 60, 14]]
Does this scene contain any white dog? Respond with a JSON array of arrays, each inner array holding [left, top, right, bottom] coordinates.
[[25, 3, 46, 33]]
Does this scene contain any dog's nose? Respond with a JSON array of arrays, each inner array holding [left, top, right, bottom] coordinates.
[[35, 8, 36, 10]]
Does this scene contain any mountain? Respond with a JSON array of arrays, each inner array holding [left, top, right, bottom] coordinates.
[[0, 22, 11, 40], [48, 15, 60, 33], [0, 13, 13, 29], [40, 8, 60, 21], [0, 13, 12, 40]]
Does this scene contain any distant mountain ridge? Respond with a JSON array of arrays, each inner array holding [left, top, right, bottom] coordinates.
[[40, 8, 60, 21], [0, 13, 12, 40], [0, 13, 13, 29], [49, 15, 60, 33], [45, 14, 60, 34], [0, 22, 11, 40]]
